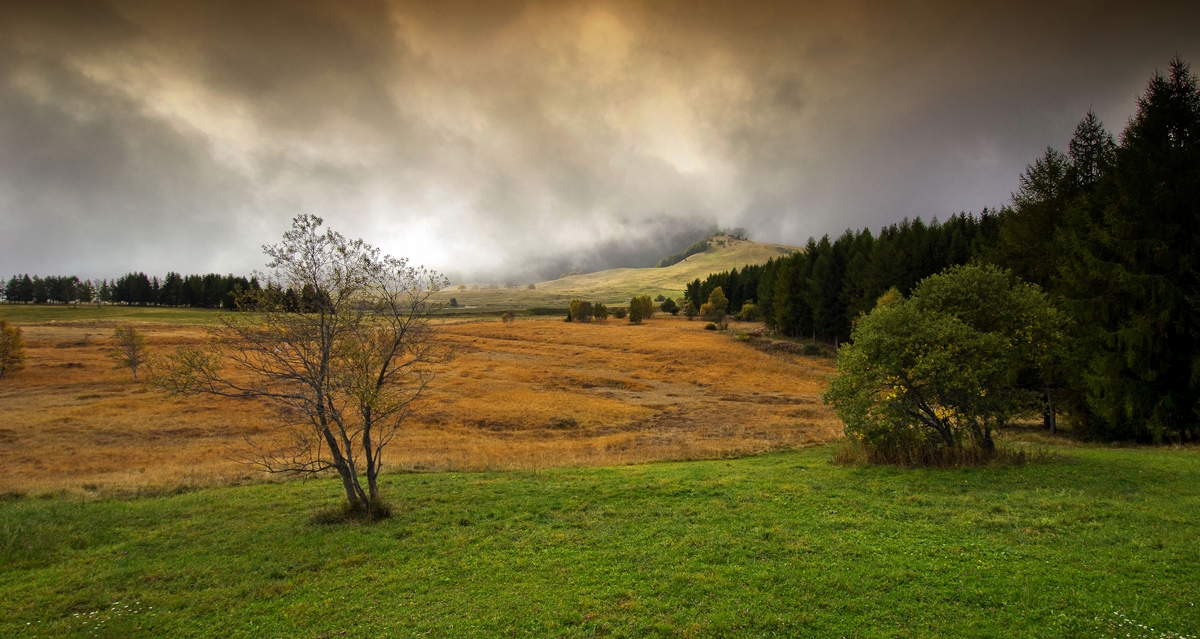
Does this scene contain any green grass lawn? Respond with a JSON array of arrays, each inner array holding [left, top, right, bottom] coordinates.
[[2, 445, 1197, 638], [0, 304, 222, 325]]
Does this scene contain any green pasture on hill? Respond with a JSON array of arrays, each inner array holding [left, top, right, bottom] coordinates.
[[435, 237, 796, 311], [0, 304, 223, 326], [2, 445, 1198, 638]]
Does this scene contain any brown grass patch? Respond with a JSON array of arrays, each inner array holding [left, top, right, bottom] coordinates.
[[0, 317, 842, 495]]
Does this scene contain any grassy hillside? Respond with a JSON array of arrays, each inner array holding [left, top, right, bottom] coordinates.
[[440, 235, 796, 310], [2, 444, 1198, 637]]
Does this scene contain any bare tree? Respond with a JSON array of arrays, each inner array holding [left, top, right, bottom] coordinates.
[[158, 215, 448, 516], [110, 324, 149, 381]]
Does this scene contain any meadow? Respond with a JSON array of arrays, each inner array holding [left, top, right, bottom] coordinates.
[[0, 307, 839, 496], [3, 305, 1198, 639], [1, 445, 1197, 637]]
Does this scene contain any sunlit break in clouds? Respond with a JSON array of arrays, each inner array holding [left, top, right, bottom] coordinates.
[[1, 0, 1198, 281]]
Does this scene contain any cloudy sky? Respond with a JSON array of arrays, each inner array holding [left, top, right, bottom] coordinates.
[[2, 1, 1198, 282]]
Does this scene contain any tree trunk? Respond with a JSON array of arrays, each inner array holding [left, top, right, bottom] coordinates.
[[363, 418, 380, 503], [1043, 389, 1057, 435], [980, 426, 996, 456]]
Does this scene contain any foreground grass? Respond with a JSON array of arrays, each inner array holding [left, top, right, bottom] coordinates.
[[1, 445, 1197, 638]]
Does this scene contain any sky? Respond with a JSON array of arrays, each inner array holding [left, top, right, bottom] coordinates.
[[2, 1, 1198, 283]]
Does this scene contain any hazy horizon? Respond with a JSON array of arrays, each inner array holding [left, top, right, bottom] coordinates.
[[2, 1, 1198, 283]]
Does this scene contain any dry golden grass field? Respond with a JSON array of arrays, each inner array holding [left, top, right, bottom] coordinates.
[[0, 315, 840, 497]]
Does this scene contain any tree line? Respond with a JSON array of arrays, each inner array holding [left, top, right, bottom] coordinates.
[[685, 212, 1000, 343], [703, 57, 1200, 444], [3, 272, 259, 309]]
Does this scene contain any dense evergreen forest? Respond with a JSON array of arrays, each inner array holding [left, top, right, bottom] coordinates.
[[684, 212, 1000, 344], [690, 57, 1200, 442], [2, 272, 257, 309]]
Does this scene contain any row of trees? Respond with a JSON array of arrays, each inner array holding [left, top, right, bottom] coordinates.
[[987, 58, 1200, 442], [566, 299, 611, 322], [803, 57, 1200, 445], [564, 295, 664, 323], [3, 272, 259, 309], [685, 212, 999, 343]]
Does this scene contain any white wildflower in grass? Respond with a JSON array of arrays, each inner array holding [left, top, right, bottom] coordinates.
[[1095, 610, 1197, 639]]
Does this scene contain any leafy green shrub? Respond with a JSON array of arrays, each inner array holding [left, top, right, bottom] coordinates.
[[660, 298, 679, 315], [629, 295, 655, 321], [823, 265, 1065, 461], [736, 302, 761, 321], [593, 303, 608, 322], [569, 299, 593, 323], [704, 322, 717, 330], [707, 287, 728, 315], [684, 300, 698, 320], [801, 343, 822, 356], [612, 307, 627, 319]]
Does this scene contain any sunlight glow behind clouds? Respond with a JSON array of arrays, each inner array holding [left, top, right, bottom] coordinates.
[[0, 0, 1197, 280]]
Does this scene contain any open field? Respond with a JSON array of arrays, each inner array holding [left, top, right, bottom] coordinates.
[[436, 236, 796, 310], [0, 304, 225, 325], [0, 313, 839, 496], [2, 444, 1198, 637]]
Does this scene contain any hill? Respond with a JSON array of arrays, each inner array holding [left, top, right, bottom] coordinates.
[[441, 235, 796, 310]]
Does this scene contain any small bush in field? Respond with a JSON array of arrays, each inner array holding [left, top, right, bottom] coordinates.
[[569, 299, 593, 323], [629, 295, 655, 321], [801, 343, 822, 356], [704, 323, 716, 331], [110, 324, 150, 381], [612, 307, 627, 319], [736, 302, 761, 321], [707, 287, 728, 315]]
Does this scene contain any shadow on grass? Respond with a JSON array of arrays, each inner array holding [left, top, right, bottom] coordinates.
[[831, 438, 1069, 469], [311, 497, 393, 525]]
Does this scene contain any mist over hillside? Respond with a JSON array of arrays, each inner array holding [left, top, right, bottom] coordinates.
[[447, 222, 718, 284]]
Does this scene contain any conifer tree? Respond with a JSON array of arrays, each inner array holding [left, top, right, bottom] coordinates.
[[1058, 57, 1200, 441]]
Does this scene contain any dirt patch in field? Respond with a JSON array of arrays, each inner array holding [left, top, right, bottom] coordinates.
[[0, 317, 841, 495]]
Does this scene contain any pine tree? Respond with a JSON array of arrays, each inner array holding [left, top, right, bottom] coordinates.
[[1060, 57, 1200, 441]]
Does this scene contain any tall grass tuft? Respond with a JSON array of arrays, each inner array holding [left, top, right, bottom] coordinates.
[[831, 438, 1055, 468], [312, 497, 393, 525]]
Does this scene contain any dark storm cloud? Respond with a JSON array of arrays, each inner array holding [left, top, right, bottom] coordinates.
[[1, 0, 1198, 280]]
